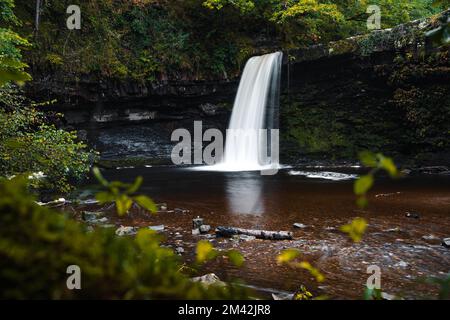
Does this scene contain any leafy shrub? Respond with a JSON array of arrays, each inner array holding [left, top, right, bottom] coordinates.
[[0, 177, 249, 299], [93, 167, 157, 216], [0, 87, 94, 194], [0, 0, 31, 86]]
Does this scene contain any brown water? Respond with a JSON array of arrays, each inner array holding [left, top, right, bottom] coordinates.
[[88, 166, 450, 299]]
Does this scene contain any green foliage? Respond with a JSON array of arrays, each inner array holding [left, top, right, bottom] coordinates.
[[426, 273, 450, 299], [293, 285, 313, 300], [93, 167, 156, 216], [203, 0, 256, 13], [354, 174, 374, 196], [364, 287, 383, 300], [12, 0, 439, 81], [196, 240, 245, 267], [277, 249, 325, 283], [0, 0, 31, 86], [354, 152, 399, 208], [0, 88, 93, 194], [0, 177, 249, 299], [276, 248, 300, 264], [339, 217, 368, 243]]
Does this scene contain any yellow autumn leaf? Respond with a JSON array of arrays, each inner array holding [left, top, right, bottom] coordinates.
[[298, 261, 325, 283], [340, 217, 368, 243], [277, 248, 300, 264], [196, 240, 217, 264]]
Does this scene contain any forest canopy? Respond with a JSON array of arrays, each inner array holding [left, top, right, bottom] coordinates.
[[10, 0, 444, 81]]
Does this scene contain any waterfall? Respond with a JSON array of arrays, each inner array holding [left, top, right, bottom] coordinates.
[[189, 51, 282, 172], [213, 51, 283, 171]]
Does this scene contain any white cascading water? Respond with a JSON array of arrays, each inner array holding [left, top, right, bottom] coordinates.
[[204, 51, 283, 171]]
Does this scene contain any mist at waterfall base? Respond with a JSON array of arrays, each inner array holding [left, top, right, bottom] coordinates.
[[194, 52, 283, 172]]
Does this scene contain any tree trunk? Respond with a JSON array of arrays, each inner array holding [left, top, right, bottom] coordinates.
[[216, 226, 293, 240], [35, 0, 41, 32]]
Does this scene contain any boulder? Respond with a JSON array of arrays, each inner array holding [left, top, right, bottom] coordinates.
[[199, 224, 211, 234], [175, 247, 185, 254], [115, 226, 137, 237], [199, 103, 220, 116], [193, 216, 204, 229], [191, 273, 225, 287], [192, 228, 200, 236], [293, 223, 307, 229], [442, 238, 450, 248]]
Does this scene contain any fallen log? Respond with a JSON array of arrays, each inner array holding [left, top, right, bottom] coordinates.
[[216, 226, 293, 240]]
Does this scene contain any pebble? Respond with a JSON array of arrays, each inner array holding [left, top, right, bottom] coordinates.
[[442, 238, 450, 248], [191, 273, 225, 287], [199, 224, 211, 233], [82, 211, 105, 222], [405, 212, 420, 219], [148, 225, 165, 232], [394, 261, 408, 268], [115, 226, 137, 236]]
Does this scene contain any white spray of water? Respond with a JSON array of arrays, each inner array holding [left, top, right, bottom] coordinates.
[[199, 51, 283, 172]]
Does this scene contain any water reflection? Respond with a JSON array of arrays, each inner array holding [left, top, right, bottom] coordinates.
[[225, 172, 265, 215]]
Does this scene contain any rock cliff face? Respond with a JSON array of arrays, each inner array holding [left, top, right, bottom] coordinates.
[[27, 11, 450, 165], [280, 10, 449, 165]]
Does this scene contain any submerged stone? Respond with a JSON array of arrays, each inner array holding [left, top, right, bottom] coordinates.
[[199, 224, 211, 234], [115, 226, 137, 237], [405, 212, 420, 219], [442, 238, 450, 248], [192, 216, 204, 229], [148, 225, 165, 232], [82, 211, 105, 222], [191, 273, 225, 287], [88, 217, 109, 225]]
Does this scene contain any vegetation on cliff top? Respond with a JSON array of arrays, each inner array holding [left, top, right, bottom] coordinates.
[[12, 0, 444, 82]]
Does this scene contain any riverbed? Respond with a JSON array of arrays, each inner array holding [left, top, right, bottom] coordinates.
[[76, 165, 450, 299]]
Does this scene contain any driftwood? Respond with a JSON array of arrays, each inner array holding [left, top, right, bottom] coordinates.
[[216, 226, 293, 240]]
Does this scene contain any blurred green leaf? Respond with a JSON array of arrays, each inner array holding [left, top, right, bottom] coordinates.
[[340, 217, 368, 243], [298, 261, 325, 283], [378, 155, 398, 177], [95, 191, 115, 203], [277, 248, 300, 264], [226, 250, 244, 267], [354, 174, 373, 196], [196, 240, 217, 264], [356, 196, 369, 208], [127, 176, 143, 194], [359, 151, 377, 167], [92, 167, 108, 187], [116, 195, 133, 216], [133, 195, 157, 213]]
